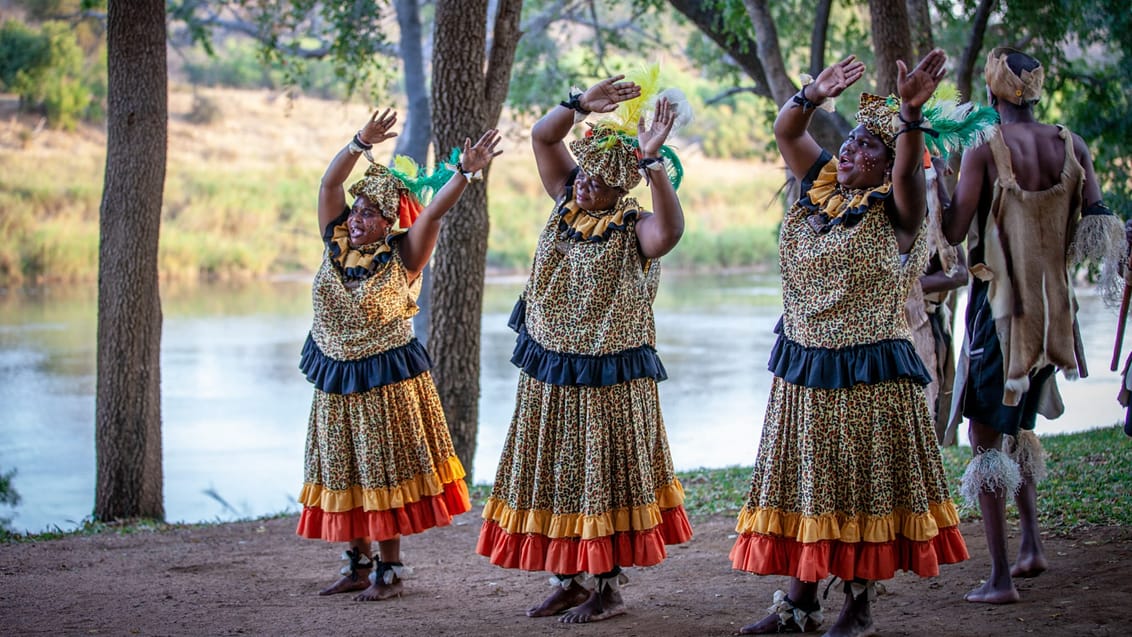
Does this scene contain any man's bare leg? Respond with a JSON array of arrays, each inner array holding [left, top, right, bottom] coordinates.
[[739, 578, 821, 634], [527, 575, 590, 617], [964, 421, 1021, 604], [355, 537, 404, 601], [1011, 477, 1048, 578], [319, 538, 373, 595]]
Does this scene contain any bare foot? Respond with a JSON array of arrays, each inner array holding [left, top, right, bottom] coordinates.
[[526, 581, 589, 617], [964, 580, 1020, 604], [738, 612, 820, 634], [560, 588, 625, 624], [823, 618, 877, 637], [354, 576, 403, 602], [1011, 552, 1048, 578], [318, 571, 371, 596]]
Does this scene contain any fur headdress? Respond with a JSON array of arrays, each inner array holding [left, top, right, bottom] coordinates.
[[985, 47, 1044, 105]]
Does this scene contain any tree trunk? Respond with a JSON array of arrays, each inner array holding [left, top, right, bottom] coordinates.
[[94, 0, 167, 522], [868, 0, 914, 96], [810, 0, 833, 76], [956, 0, 996, 104], [905, 0, 934, 60], [428, 0, 521, 482], [391, 0, 435, 344]]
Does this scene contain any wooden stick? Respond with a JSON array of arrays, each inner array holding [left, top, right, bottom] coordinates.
[[1112, 253, 1132, 371]]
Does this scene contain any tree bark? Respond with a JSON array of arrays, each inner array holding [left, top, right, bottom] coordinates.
[[810, 0, 833, 77], [428, 0, 521, 482], [868, 0, 914, 96], [738, 0, 849, 155], [905, 0, 934, 60], [95, 0, 167, 522], [956, 0, 996, 104]]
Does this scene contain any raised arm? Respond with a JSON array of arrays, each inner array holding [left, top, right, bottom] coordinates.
[[635, 97, 684, 259], [318, 108, 398, 232], [398, 130, 502, 278], [890, 49, 948, 249], [531, 76, 641, 200], [942, 145, 990, 245], [774, 55, 866, 178]]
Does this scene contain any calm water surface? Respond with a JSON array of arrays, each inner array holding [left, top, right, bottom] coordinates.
[[0, 272, 1124, 534]]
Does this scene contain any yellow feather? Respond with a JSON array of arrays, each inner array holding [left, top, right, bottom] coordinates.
[[608, 64, 662, 136], [392, 155, 419, 180]]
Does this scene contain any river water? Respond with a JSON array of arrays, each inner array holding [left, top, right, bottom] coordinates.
[[0, 272, 1124, 534]]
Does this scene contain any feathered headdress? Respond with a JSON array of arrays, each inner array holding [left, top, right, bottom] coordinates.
[[348, 154, 456, 236], [568, 64, 693, 191], [856, 85, 998, 158]]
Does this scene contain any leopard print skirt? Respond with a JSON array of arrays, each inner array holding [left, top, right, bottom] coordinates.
[[730, 376, 968, 581], [297, 371, 471, 542], [477, 374, 693, 575]]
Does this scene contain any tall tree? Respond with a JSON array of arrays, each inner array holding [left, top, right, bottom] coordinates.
[[428, 0, 522, 480], [867, 0, 914, 95], [94, 0, 167, 521]]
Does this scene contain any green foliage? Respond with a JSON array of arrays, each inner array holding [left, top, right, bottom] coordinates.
[[0, 468, 20, 539], [173, 1, 395, 104], [0, 18, 104, 129]]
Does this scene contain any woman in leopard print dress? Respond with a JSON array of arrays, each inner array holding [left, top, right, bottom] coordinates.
[[296, 109, 500, 601], [476, 75, 693, 624], [730, 52, 968, 636]]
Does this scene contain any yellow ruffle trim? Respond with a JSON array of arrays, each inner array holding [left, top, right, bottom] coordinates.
[[804, 160, 892, 221], [735, 501, 960, 544], [482, 479, 685, 541], [299, 455, 466, 513], [328, 222, 398, 275], [558, 196, 641, 241]]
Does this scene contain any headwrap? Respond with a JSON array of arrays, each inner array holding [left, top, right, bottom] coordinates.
[[855, 86, 999, 158], [346, 155, 455, 237], [984, 47, 1044, 105], [569, 127, 642, 190], [855, 93, 901, 150], [567, 64, 692, 192]]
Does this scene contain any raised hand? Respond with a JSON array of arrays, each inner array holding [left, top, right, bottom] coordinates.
[[460, 129, 503, 174], [581, 75, 642, 114], [898, 48, 948, 109], [810, 55, 866, 101], [637, 97, 676, 157], [358, 108, 399, 145]]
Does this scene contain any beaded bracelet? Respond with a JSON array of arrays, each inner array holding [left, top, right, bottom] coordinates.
[[637, 156, 665, 185]]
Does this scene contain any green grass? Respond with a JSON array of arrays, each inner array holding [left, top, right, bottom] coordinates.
[[672, 425, 1132, 535], [4, 426, 1129, 543]]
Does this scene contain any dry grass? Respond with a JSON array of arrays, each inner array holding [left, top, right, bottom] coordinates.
[[0, 85, 785, 284]]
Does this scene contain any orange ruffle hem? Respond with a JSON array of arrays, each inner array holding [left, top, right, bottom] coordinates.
[[476, 506, 692, 574], [297, 480, 471, 543], [729, 504, 968, 583]]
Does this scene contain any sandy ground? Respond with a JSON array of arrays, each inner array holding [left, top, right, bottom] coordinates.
[[1, 508, 1129, 636]]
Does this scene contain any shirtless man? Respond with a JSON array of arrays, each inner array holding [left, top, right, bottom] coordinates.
[[943, 47, 1123, 604]]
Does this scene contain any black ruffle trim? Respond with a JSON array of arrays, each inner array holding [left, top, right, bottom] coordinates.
[[768, 319, 931, 389], [795, 151, 890, 231], [508, 297, 667, 387], [299, 333, 432, 395], [554, 167, 640, 243]]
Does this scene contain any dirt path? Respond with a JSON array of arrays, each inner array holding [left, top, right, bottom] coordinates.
[[1, 509, 1128, 636]]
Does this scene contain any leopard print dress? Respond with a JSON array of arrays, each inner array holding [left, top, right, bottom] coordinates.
[[296, 210, 470, 543], [730, 153, 968, 582], [476, 176, 693, 576]]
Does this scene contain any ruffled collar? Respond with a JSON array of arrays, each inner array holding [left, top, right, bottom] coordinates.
[[326, 222, 395, 280], [556, 194, 641, 243], [799, 159, 892, 233]]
